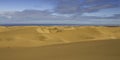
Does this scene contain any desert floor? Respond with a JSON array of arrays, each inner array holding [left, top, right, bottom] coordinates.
[[0, 26, 120, 60]]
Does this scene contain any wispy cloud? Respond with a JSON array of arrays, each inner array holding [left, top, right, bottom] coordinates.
[[0, 0, 120, 24]]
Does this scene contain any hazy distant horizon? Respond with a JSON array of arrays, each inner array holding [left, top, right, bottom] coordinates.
[[0, 23, 120, 26]]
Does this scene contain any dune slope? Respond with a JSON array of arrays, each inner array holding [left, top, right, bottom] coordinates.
[[0, 26, 120, 47], [0, 39, 120, 60]]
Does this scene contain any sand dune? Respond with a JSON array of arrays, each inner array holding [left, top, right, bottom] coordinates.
[[0, 26, 120, 47], [0, 39, 120, 60], [0, 26, 120, 60]]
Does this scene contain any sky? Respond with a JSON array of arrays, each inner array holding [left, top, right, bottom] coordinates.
[[0, 0, 120, 25]]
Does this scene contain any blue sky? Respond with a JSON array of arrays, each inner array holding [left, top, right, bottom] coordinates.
[[0, 0, 120, 25]]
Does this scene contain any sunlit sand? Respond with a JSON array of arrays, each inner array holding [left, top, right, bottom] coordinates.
[[0, 26, 120, 60]]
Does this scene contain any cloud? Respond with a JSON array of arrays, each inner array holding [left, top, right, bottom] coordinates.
[[0, 9, 70, 21], [80, 13, 120, 20], [83, 4, 119, 13], [103, 14, 120, 19], [0, 0, 120, 24], [11, 10, 52, 19], [0, 9, 120, 21], [0, 0, 119, 20], [0, 9, 120, 25], [54, 0, 81, 14], [54, 0, 120, 14]]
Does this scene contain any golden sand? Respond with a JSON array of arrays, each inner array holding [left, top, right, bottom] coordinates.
[[0, 26, 120, 47], [0, 26, 120, 60]]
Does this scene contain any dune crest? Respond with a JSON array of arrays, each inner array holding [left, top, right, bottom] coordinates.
[[0, 26, 120, 47]]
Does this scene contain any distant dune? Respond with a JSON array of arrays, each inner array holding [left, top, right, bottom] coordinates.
[[0, 26, 120, 47]]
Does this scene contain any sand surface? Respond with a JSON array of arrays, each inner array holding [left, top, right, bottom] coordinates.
[[0, 26, 120, 60]]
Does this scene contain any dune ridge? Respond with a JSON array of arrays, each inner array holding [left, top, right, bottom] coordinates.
[[0, 26, 120, 47]]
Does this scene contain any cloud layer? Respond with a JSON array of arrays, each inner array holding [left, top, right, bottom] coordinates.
[[0, 0, 120, 24]]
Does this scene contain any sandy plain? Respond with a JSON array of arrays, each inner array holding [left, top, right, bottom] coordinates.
[[0, 26, 120, 60]]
